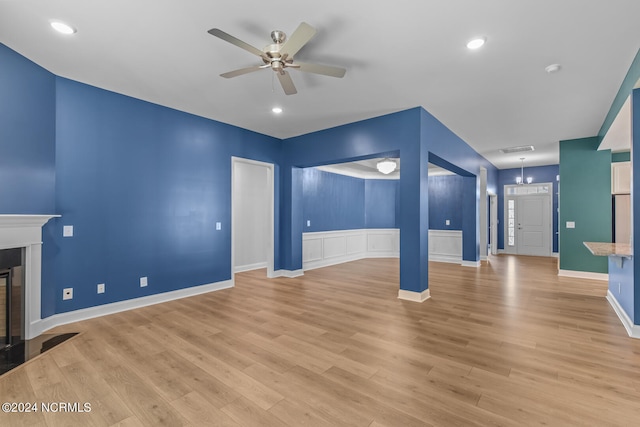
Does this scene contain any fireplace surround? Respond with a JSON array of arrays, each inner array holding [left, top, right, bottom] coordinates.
[[0, 215, 58, 340]]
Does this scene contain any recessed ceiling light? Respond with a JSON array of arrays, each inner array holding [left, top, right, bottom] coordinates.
[[272, 107, 283, 114], [545, 63, 561, 74], [466, 37, 486, 50], [50, 21, 76, 35]]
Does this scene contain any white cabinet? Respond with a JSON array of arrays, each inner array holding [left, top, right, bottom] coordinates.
[[612, 161, 631, 194]]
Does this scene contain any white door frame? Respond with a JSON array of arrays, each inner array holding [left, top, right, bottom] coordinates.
[[231, 157, 275, 284], [503, 183, 553, 256], [489, 193, 498, 256], [479, 167, 488, 261]]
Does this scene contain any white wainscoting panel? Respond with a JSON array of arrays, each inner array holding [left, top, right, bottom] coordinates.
[[323, 236, 347, 259], [303, 229, 465, 270], [428, 230, 462, 263], [303, 229, 399, 270]]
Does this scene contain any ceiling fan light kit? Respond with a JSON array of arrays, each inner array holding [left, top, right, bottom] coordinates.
[[208, 22, 346, 95]]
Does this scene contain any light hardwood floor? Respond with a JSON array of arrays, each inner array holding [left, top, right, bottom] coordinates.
[[1, 255, 639, 426]]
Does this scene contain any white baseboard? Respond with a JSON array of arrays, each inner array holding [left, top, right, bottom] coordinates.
[[31, 280, 234, 338], [272, 269, 304, 278], [480, 255, 489, 262], [429, 254, 461, 264], [234, 262, 267, 273], [398, 288, 431, 302], [558, 269, 608, 281], [606, 290, 640, 339], [552, 252, 559, 258], [461, 260, 481, 268]]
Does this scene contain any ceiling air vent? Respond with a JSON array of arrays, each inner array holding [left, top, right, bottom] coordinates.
[[499, 145, 535, 154]]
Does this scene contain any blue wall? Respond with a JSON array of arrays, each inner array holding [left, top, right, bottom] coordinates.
[[365, 179, 399, 228], [0, 44, 56, 214], [48, 77, 281, 315], [2, 41, 500, 314], [283, 109, 498, 293], [428, 175, 463, 230], [302, 168, 365, 231], [497, 165, 559, 252], [302, 169, 399, 231]]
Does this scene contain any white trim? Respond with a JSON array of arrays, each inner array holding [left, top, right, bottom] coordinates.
[[398, 289, 431, 302], [606, 290, 640, 339], [315, 164, 399, 180], [231, 157, 275, 280], [234, 262, 267, 273], [303, 229, 399, 271], [31, 280, 233, 338], [461, 260, 481, 268], [428, 229, 462, 264], [480, 255, 489, 262], [558, 269, 608, 281], [552, 252, 559, 258], [271, 269, 304, 278], [0, 214, 59, 340]]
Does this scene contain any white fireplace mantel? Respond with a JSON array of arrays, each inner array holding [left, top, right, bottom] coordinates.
[[0, 214, 59, 339]]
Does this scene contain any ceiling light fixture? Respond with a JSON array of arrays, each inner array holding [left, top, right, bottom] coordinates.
[[466, 37, 486, 50], [271, 107, 283, 114], [376, 158, 397, 175], [545, 63, 561, 74], [516, 157, 533, 185], [50, 21, 76, 35]]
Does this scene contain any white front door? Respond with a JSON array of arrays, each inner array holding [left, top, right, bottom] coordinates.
[[504, 184, 552, 256], [516, 195, 551, 256]]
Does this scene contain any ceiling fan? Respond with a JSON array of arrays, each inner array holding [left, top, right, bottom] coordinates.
[[207, 22, 346, 95]]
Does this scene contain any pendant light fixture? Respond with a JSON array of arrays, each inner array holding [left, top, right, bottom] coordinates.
[[516, 157, 533, 185]]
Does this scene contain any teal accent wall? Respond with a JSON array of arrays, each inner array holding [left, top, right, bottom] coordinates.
[[559, 137, 611, 273], [612, 151, 631, 163]]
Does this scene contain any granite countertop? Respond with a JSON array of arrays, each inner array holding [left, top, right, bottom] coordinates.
[[583, 242, 632, 257]]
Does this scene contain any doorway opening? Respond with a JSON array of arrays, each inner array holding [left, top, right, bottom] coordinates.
[[231, 157, 275, 280]]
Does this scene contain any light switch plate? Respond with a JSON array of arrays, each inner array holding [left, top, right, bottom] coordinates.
[[63, 225, 74, 237], [566, 221, 575, 229], [445, 220, 450, 225], [216, 222, 221, 230], [97, 283, 105, 294], [307, 220, 311, 227], [140, 276, 148, 287]]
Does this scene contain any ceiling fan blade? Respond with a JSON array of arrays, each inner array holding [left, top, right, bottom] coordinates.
[[208, 28, 264, 57], [293, 62, 346, 78], [277, 71, 297, 95], [280, 22, 316, 58], [220, 65, 267, 78]]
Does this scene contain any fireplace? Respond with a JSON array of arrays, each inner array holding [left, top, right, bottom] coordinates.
[[0, 215, 58, 340]]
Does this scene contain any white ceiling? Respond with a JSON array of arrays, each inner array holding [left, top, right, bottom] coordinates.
[[1, 1, 639, 169]]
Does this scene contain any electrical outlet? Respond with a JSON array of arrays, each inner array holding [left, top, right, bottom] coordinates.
[[445, 219, 450, 226], [63, 288, 73, 300], [307, 220, 311, 227], [216, 222, 221, 230], [97, 283, 105, 294], [63, 225, 74, 237], [618, 283, 621, 294], [140, 276, 148, 287]]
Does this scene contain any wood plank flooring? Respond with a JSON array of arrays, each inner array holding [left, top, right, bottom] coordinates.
[[1, 255, 639, 426]]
